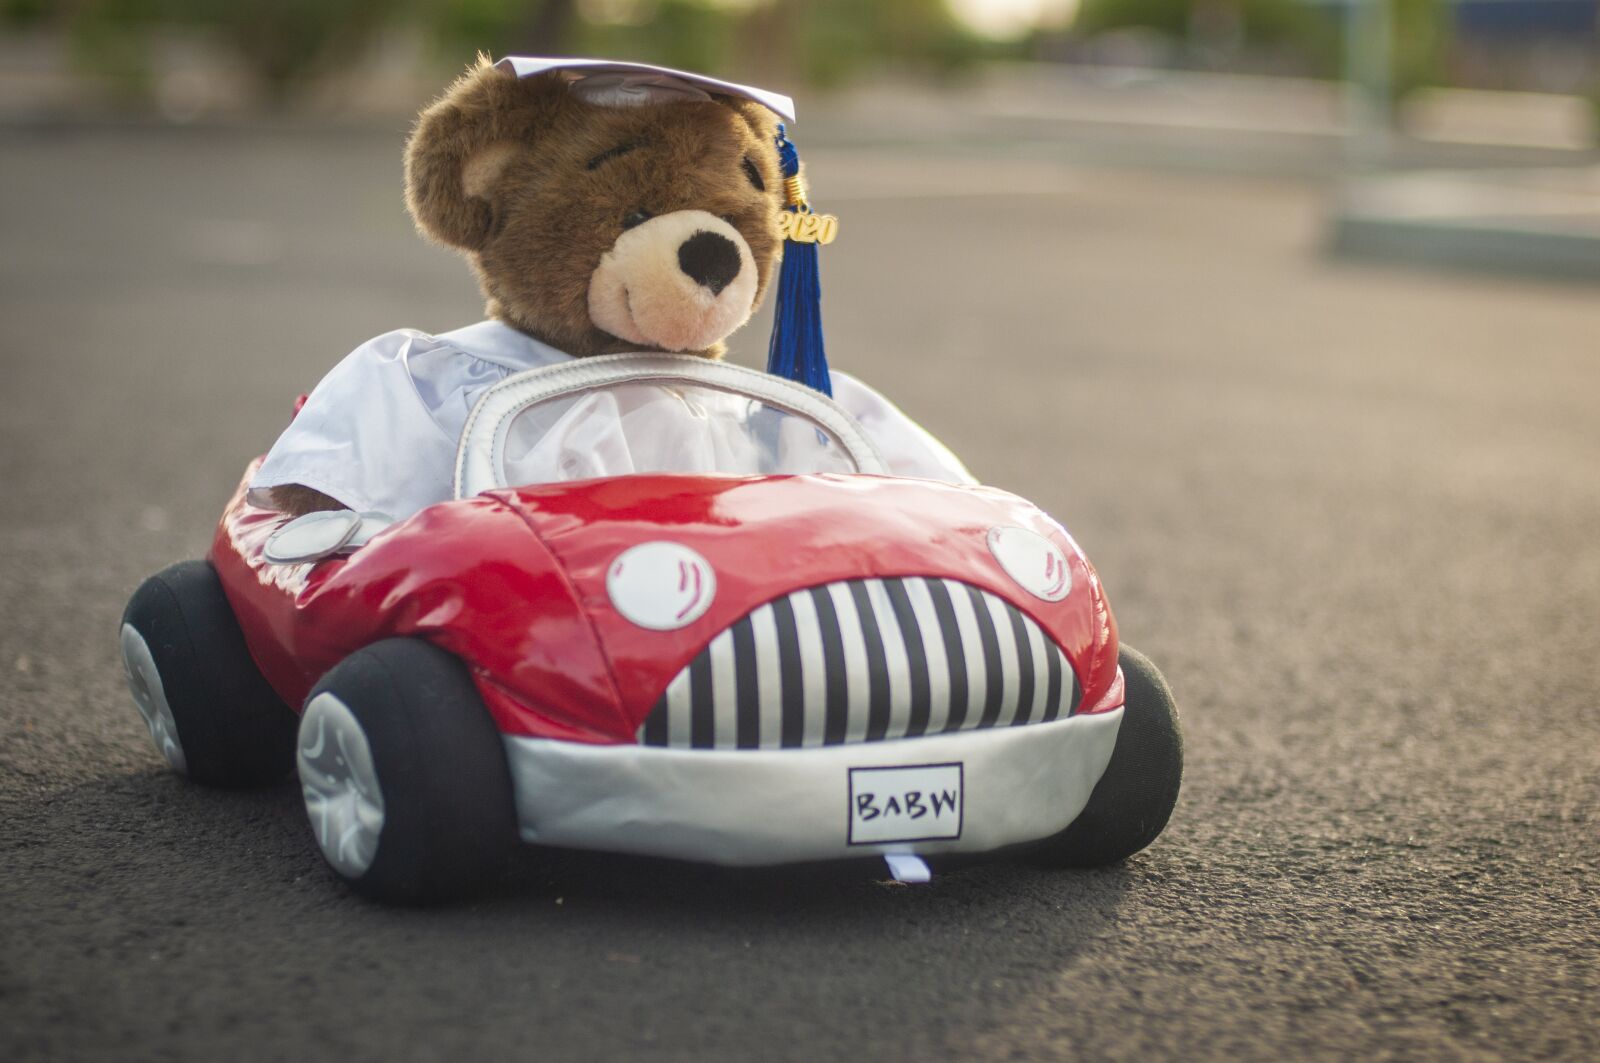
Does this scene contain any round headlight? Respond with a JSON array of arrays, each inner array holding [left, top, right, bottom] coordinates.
[[607, 541, 717, 630], [987, 526, 1071, 602]]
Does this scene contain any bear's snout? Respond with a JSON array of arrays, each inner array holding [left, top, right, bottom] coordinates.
[[677, 231, 742, 296], [587, 209, 760, 354]]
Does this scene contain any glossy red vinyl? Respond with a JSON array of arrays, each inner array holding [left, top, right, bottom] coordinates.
[[212, 466, 1121, 744]]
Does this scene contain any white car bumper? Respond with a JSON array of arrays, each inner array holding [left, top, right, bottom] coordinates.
[[501, 708, 1123, 865]]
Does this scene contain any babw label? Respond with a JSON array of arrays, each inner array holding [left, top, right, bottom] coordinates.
[[847, 763, 964, 845]]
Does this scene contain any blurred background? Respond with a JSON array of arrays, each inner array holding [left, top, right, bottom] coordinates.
[[4, 0, 1600, 125], [4, 1, 1598, 276], [4, 4, 1600, 1060]]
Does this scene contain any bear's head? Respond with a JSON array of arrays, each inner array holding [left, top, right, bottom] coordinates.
[[404, 58, 786, 358]]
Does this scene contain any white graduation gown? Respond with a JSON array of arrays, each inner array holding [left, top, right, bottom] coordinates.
[[250, 320, 974, 520]]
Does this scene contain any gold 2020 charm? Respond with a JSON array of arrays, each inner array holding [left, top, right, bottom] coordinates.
[[779, 210, 839, 246]]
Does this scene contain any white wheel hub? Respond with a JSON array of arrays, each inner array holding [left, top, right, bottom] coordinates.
[[298, 692, 386, 879], [120, 623, 188, 775]]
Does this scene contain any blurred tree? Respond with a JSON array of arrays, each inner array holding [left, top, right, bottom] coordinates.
[[1071, 0, 1447, 101], [1074, 0, 1333, 54], [2, 0, 52, 24], [524, 0, 578, 53], [34, 0, 1006, 104], [1386, 0, 1448, 104], [53, 0, 408, 103], [1069, 0, 1337, 75], [732, 0, 990, 87], [209, 0, 408, 100], [25, 0, 1475, 115], [578, 0, 744, 77], [424, 0, 579, 58], [808, 0, 990, 84], [58, 1, 169, 99]]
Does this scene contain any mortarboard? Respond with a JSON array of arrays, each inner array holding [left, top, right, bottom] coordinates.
[[493, 56, 795, 121]]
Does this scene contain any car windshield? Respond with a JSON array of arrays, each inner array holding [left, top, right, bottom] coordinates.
[[497, 379, 862, 486]]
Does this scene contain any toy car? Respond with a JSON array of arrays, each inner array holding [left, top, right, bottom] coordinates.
[[120, 354, 1181, 902]]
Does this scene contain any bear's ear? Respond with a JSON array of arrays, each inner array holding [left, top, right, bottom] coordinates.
[[404, 57, 561, 252]]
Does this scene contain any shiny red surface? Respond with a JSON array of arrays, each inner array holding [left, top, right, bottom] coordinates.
[[213, 466, 1121, 744]]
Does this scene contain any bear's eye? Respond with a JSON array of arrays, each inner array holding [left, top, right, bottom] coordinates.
[[588, 141, 643, 170], [741, 156, 765, 192], [622, 209, 653, 230]]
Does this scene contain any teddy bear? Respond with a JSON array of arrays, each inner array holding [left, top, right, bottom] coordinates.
[[250, 56, 972, 525]]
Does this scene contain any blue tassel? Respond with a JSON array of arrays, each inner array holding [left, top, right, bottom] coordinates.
[[766, 126, 833, 397]]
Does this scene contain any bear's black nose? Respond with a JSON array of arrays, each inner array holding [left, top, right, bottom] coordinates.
[[678, 230, 742, 296]]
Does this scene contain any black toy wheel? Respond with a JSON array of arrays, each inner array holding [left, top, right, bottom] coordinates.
[[120, 560, 297, 787], [1033, 644, 1183, 868], [297, 638, 519, 904]]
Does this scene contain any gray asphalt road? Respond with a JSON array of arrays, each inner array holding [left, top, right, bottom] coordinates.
[[2, 122, 1598, 1062]]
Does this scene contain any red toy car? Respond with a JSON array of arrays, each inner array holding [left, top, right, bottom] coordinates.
[[120, 355, 1181, 902]]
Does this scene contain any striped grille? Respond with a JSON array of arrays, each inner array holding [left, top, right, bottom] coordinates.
[[637, 578, 1081, 750]]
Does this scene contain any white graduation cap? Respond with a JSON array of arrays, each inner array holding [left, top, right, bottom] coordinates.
[[494, 56, 796, 123]]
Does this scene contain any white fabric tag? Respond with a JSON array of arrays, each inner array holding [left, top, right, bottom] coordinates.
[[884, 853, 932, 884]]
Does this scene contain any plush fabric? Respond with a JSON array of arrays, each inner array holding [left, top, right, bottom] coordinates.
[[404, 57, 783, 359]]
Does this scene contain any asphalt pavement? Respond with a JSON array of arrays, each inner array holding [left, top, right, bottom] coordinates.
[[2, 121, 1598, 1061]]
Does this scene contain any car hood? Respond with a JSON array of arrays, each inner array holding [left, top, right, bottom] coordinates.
[[486, 474, 1118, 741], [214, 469, 1117, 745]]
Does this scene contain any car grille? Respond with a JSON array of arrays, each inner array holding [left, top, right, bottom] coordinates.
[[637, 577, 1081, 749]]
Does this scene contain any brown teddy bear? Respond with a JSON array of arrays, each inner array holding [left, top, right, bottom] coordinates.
[[406, 56, 785, 361], [252, 56, 971, 523]]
